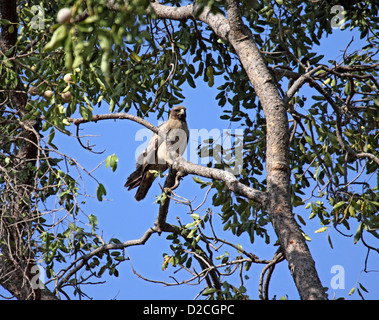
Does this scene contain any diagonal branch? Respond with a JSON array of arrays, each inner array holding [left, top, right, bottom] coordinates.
[[170, 156, 268, 206]]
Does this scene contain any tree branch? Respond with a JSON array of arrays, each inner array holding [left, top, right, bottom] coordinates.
[[170, 156, 268, 206], [68, 113, 158, 134], [150, 1, 230, 41], [155, 168, 178, 233], [258, 248, 285, 300]]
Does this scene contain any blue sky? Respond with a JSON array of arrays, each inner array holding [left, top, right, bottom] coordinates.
[[47, 26, 378, 300], [1, 18, 377, 300]]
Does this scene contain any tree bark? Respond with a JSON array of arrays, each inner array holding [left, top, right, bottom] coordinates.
[[150, 0, 327, 300]]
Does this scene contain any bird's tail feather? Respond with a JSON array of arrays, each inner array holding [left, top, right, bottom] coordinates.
[[124, 167, 142, 190], [134, 171, 156, 202]]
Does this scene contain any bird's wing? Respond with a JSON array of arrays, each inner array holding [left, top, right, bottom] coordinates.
[[136, 121, 168, 169], [125, 122, 169, 199]]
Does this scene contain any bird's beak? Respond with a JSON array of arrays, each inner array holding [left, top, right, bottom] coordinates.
[[178, 109, 185, 115]]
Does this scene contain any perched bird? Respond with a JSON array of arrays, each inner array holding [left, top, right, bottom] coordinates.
[[125, 106, 189, 201]]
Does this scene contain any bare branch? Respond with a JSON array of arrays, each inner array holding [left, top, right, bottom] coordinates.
[[170, 156, 268, 206], [67, 113, 159, 134], [258, 248, 285, 300]]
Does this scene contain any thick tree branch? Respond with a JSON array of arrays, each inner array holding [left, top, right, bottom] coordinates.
[[170, 156, 268, 206], [150, 1, 230, 41]]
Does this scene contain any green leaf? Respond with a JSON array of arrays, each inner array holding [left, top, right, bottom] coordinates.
[[109, 99, 115, 112], [130, 51, 141, 63], [315, 226, 329, 233], [105, 154, 118, 172], [96, 183, 106, 201], [193, 176, 206, 184], [83, 15, 99, 24], [328, 234, 333, 249], [186, 257, 192, 268], [315, 226, 328, 233], [305, 135, 313, 145], [202, 288, 217, 295], [302, 232, 312, 241], [206, 65, 214, 87], [187, 227, 197, 239], [186, 73, 196, 88], [0, 18, 11, 26], [185, 221, 197, 229], [115, 256, 127, 262], [44, 25, 68, 51], [297, 214, 306, 226], [158, 192, 167, 206], [354, 222, 363, 244], [333, 201, 346, 210], [348, 205, 356, 218], [190, 213, 200, 220], [359, 282, 369, 293], [88, 214, 98, 232], [344, 81, 350, 96], [80, 105, 93, 121]]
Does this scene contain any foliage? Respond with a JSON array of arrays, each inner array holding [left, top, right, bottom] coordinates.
[[0, 0, 378, 299]]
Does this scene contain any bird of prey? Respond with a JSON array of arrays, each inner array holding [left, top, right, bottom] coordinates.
[[125, 106, 189, 201]]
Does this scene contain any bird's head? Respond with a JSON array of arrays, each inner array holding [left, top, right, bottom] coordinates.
[[170, 106, 186, 121]]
